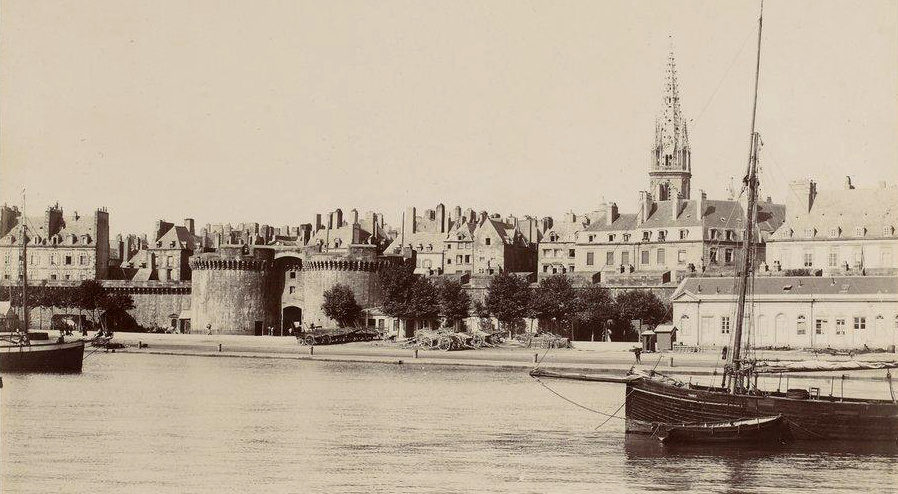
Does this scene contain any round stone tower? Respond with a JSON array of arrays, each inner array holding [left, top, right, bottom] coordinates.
[[189, 246, 279, 335], [300, 245, 400, 327]]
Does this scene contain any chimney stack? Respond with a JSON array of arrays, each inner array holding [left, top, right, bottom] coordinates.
[[697, 190, 707, 221], [845, 176, 855, 190], [184, 218, 195, 235], [606, 203, 619, 225]]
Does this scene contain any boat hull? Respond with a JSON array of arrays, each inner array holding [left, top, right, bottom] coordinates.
[[0, 340, 85, 373], [654, 415, 787, 444], [626, 378, 898, 442]]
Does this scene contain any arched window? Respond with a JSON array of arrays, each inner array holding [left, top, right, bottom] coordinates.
[[679, 314, 690, 335], [775, 314, 786, 339]]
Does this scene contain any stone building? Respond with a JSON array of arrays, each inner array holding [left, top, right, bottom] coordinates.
[[120, 219, 202, 281], [765, 178, 898, 275], [558, 47, 784, 284], [386, 204, 539, 276], [671, 276, 898, 350], [0, 203, 110, 281]]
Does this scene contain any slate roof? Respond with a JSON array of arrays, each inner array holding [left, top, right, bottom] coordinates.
[[673, 275, 898, 300], [773, 185, 898, 240]]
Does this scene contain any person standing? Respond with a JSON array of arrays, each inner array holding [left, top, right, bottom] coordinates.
[[633, 346, 642, 364]]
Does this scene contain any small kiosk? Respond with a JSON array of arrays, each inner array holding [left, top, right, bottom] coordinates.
[[653, 324, 678, 351]]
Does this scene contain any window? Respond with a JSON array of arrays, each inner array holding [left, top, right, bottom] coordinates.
[[568, 265, 575, 273], [804, 228, 815, 238], [621, 251, 630, 265], [446, 259, 452, 265], [542, 265, 549, 273], [658, 230, 666, 241], [853, 249, 863, 269], [855, 227, 866, 237], [678, 250, 686, 263], [50, 274, 57, 280], [721, 316, 731, 334], [725, 249, 734, 264], [853, 317, 866, 330], [289, 271, 296, 279], [2, 254, 8, 264], [65, 255, 72, 265], [606, 251, 614, 266], [642, 231, 651, 241], [456, 255, 462, 264], [679, 229, 688, 240], [881, 248, 893, 267], [447, 244, 452, 249], [836, 318, 846, 335], [50, 254, 57, 265], [709, 248, 718, 264], [554, 249, 562, 257], [607, 234, 614, 242], [586, 252, 594, 266], [543, 249, 551, 257], [641, 250, 650, 264], [80, 255, 87, 265], [568, 249, 575, 258], [815, 318, 827, 335], [588, 235, 596, 242], [829, 227, 840, 238], [485, 238, 491, 246], [797, 315, 807, 335], [657, 249, 665, 264], [167, 255, 174, 267], [709, 229, 718, 240], [828, 250, 838, 267], [803, 251, 813, 267], [884, 226, 894, 237], [288, 286, 296, 294], [622, 234, 630, 242], [464, 255, 470, 263]]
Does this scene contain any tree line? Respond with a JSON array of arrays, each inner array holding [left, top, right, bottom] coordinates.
[[321, 262, 670, 340], [1, 280, 135, 333]]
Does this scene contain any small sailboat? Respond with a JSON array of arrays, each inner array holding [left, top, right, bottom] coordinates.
[[0, 193, 85, 373]]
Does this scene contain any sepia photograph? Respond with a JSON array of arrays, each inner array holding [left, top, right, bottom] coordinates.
[[1, 1, 897, 492]]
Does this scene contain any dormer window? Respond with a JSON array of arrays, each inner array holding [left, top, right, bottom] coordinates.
[[588, 235, 596, 242], [829, 227, 840, 238], [709, 229, 717, 240], [607, 234, 614, 242], [658, 230, 667, 241], [804, 228, 815, 238], [883, 226, 894, 237], [170, 241, 177, 248], [622, 234, 630, 242], [679, 229, 688, 240], [642, 231, 651, 241], [855, 227, 866, 237]]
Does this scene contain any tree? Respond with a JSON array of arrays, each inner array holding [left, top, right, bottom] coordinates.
[[613, 290, 670, 341], [406, 277, 439, 322], [100, 292, 136, 331], [485, 272, 531, 336], [575, 285, 616, 341], [528, 275, 581, 337], [437, 279, 471, 329], [378, 261, 417, 318], [321, 283, 362, 327], [77, 280, 107, 332]]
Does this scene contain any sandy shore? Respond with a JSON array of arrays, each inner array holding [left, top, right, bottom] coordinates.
[[102, 332, 898, 381]]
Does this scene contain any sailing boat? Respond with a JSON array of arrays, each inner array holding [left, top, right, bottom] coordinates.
[[536, 2, 898, 443], [0, 194, 85, 373]]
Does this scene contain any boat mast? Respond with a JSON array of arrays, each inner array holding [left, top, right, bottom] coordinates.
[[727, 0, 764, 393], [20, 190, 29, 334]]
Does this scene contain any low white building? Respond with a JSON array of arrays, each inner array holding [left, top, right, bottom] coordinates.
[[671, 276, 898, 350]]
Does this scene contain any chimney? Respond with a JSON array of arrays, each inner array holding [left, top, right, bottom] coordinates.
[[671, 195, 681, 221], [315, 214, 323, 231], [334, 208, 344, 227], [436, 204, 446, 233], [788, 179, 817, 215], [697, 190, 706, 221], [637, 191, 652, 225], [147, 252, 156, 270], [606, 203, 619, 225], [154, 220, 164, 242], [404, 207, 417, 235], [184, 218, 195, 235], [844, 176, 855, 190], [479, 211, 489, 225], [350, 209, 359, 225], [564, 211, 576, 223]]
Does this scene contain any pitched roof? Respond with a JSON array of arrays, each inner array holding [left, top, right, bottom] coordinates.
[[773, 185, 898, 240], [674, 275, 898, 300]]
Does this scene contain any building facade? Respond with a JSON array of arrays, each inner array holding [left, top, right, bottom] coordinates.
[[671, 276, 898, 350], [0, 204, 110, 281], [766, 178, 898, 275]]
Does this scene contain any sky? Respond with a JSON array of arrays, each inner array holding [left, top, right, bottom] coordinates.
[[1, 0, 896, 236]]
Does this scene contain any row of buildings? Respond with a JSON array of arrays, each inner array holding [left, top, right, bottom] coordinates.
[[1, 48, 895, 349]]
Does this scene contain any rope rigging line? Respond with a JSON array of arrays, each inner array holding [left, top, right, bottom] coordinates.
[[533, 377, 628, 421]]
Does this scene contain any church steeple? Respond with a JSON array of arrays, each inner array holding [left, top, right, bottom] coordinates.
[[650, 39, 692, 201]]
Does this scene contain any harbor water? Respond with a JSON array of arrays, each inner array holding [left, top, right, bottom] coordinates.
[[2, 353, 897, 493]]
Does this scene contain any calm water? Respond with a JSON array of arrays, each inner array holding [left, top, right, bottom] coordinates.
[[2, 353, 897, 494]]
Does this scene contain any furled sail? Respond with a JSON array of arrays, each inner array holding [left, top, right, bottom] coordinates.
[[752, 360, 898, 374]]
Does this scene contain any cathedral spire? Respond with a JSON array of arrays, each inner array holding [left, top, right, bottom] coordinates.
[[650, 38, 692, 201]]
